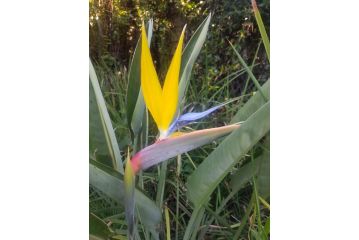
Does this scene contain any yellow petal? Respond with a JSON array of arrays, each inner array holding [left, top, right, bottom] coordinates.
[[161, 25, 186, 132], [141, 23, 163, 128]]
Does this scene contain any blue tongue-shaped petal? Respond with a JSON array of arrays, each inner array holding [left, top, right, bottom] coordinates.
[[168, 98, 239, 135]]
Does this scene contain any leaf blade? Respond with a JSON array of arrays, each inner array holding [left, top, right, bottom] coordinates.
[[252, 0, 270, 60], [179, 13, 211, 104], [89, 160, 162, 236], [186, 102, 270, 207], [89, 59, 124, 173]]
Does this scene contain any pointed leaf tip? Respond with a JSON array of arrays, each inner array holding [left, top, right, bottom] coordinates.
[[124, 155, 135, 238]]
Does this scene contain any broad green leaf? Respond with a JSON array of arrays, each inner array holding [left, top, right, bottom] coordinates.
[[230, 80, 269, 123], [89, 160, 161, 236], [230, 135, 269, 195], [230, 154, 262, 193], [89, 212, 114, 239], [252, 0, 270, 60], [126, 20, 153, 137], [131, 89, 146, 138], [187, 102, 270, 207], [179, 13, 211, 104], [90, 81, 113, 167], [257, 143, 270, 198], [90, 59, 124, 173]]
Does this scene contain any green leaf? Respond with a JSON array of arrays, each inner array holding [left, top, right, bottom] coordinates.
[[90, 59, 124, 173], [186, 101, 270, 208], [89, 235, 106, 240], [250, 228, 262, 240], [179, 13, 211, 104], [257, 145, 270, 199], [264, 218, 270, 237], [251, 0, 270, 60], [182, 207, 205, 240], [230, 80, 269, 123], [230, 138, 269, 195], [90, 80, 113, 167], [90, 212, 114, 239], [230, 154, 262, 193], [164, 206, 171, 240], [89, 160, 161, 236], [126, 20, 153, 137], [111, 235, 128, 240]]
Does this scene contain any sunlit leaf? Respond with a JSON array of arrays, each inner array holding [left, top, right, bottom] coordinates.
[[90, 59, 124, 173], [187, 101, 270, 207], [179, 13, 211, 104], [90, 80, 113, 167], [252, 0, 270, 60]]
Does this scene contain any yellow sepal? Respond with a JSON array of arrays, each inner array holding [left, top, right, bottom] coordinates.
[[140, 22, 186, 134], [161, 26, 186, 131], [141, 23, 163, 128]]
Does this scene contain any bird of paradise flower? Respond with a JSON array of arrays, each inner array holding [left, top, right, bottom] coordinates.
[[124, 20, 241, 238]]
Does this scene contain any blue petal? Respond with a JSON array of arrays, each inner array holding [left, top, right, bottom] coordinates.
[[168, 98, 239, 135], [178, 104, 224, 122]]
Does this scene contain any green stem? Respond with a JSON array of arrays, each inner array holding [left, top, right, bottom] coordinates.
[[156, 161, 168, 208], [233, 193, 255, 239]]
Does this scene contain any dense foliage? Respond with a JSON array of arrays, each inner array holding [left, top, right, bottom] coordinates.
[[89, 0, 270, 239], [90, 0, 269, 94]]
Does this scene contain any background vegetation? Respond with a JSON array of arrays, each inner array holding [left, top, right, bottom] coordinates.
[[90, 0, 270, 239]]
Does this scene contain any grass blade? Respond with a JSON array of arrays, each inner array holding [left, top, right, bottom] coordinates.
[[90, 212, 114, 240], [233, 193, 255, 239], [229, 41, 268, 101], [156, 160, 168, 208], [165, 205, 171, 240], [251, 0, 270, 60], [182, 208, 205, 240]]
